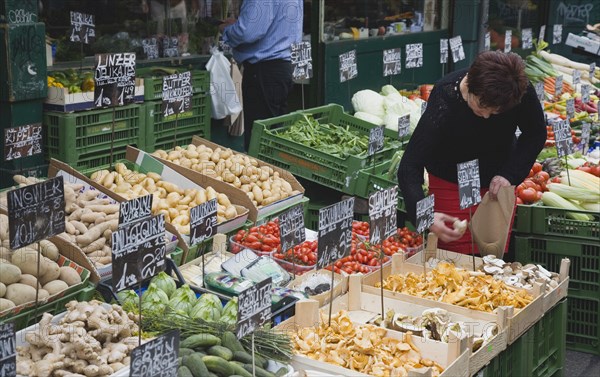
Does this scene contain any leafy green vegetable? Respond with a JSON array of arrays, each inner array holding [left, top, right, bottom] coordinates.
[[219, 297, 238, 325], [117, 289, 139, 312], [142, 283, 170, 306], [189, 293, 223, 322]]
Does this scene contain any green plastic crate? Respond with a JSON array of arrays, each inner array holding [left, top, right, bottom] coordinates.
[[566, 293, 600, 355], [526, 299, 567, 377], [44, 104, 144, 171], [475, 326, 529, 376], [1, 281, 96, 331], [354, 160, 406, 211], [248, 104, 402, 194], [143, 93, 211, 152], [515, 234, 600, 296], [142, 70, 210, 100], [515, 203, 600, 241]]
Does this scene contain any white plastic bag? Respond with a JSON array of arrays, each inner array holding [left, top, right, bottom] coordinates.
[[206, 47, 242, 119]]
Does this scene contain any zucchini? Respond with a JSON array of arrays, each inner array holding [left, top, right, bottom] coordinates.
[[232, 351, 267, 368], [177, 366, 193, 377], [184, 353, 209, 377], [208, 345, 233, 361], [222, 331, 245, 353], [229, 361, 253, 377], [180, 334, 221, 349], [243, 364, 276, 377], [179, 348, 195, 357], [203, 355, 234, 377], [208, 373, 218, 377], [177, 357, 183, 367]]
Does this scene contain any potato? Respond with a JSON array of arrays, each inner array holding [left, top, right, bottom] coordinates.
[[40, 261, 61, 285], [0, 298, 15, 311], [11, 248, 50, 277], [59, 266, 82, 286], [40, 240, 59, 261], [0, 263, 21, 285], [5, 283, 37, 306], [0, 247, 12, 262], [0, 282, 5, 298], [43, 280, 69, 295], [19, 274, 41, 289], [37, 289, 50, 301]]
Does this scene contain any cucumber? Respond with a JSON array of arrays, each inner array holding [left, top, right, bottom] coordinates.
[[229, 361, 253, 377], [181, 334, 221, 349], [203, 355, 234, 377], [208, 345, 233, 361], [243, 364, 276, 377], [179, 348, 195, 357], [177, 366, 193, 377], [184, 353, 209, 377], [232, 351, 267, 368], [275, 366, 289, 377], [222, 331, 245, 353]]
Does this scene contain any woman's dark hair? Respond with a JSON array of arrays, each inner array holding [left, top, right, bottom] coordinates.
[[467, 51, 528, 112]]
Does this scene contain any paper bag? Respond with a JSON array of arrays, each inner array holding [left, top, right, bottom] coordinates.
[[470, 186, 516, 258]]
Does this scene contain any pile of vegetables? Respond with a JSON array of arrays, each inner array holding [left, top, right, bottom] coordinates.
[[117, 272, 238, 325], [91, 163, 239, 235], [273, 239, 317, 268], [16, 300, 140, 377], [230, 220, 282, 255], [275, 114, 402, 158], [0, 223, 83, 312], [152, 144, 301, 208]]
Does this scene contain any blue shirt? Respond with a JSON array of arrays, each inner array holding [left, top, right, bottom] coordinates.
[[222, 0, 303, 64]]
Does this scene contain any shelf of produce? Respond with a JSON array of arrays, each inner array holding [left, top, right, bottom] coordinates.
[[276, 294, 470, 377], [44, 103, 145, 172], [248, 104, 403, 195], [143, 93, 211, 152], [142, 69, 210, 100], [149, 135, 306, 222], [44, 79, 144, 112], [514, 203, 600, 241], [362, 252, 546, 345]]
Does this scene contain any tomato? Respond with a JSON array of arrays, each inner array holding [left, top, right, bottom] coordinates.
[[532, 162, 543, 174], [527, 169, 534, 178], [537, 171, 550, 182], [551, 176, 561, 183], [519, 187, 538, 203], [516, 196, 524, 205]]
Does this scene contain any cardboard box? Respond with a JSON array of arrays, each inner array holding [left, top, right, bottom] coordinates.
[[150, 135, 305, 221], [45, 78, 145, 112], [286, 269, 348, 307]]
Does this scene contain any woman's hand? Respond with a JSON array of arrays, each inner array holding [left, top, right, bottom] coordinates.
[[489, 175, 511, 200], [430, 212, 464, 243]]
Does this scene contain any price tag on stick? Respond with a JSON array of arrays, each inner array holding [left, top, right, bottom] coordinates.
[[368, 125, 385, 156], [70, 11, 95, 44], [457, 159, 481, 210], [189, 199, 217, 246], [582, 84, 591, 104], [553, 24, 563, 44], [522, 28, 533, 49], [111, 214, 167, 292], [94, 52, 136, 108], [504, 30, 512, 53], [142, 38, 159, 60], [590, 63, 596, 82], [368, 186, 398, 245], [566, 98, 575, 120], [236, 278, 272, 339], [406, 43, 423, 69], [539, 25, 546, 42], [161, 71, 193, 118], [129, 330, 180, 377], [552, 120, 574, 158], [580, 123, 591, 151], [555, 75, 563, 97], [416, 195, 435, 234], [535, 82, 545, 102], [449, 36, 465, 63], [440, 39, 449, 63], [339, 50, 357, 83], [317, 198, 354, 270], [398, 114, 410, 139], [291, 42, 313, 80], [484, 32, 491, 51], [0, 323, 16, 377], [279, 203, 306, 255], [573, 69, 581, 86], [7, 177, 65, 250], [4, 123, 42, 161], [119, 195, 153, 227], [383, 48, 402, 77]]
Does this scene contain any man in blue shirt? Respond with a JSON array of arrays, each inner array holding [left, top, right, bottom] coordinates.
[[220, 0, 303, 151]]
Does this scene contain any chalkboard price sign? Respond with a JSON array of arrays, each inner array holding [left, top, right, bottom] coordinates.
[[279, 203, 306, 255], [440, 39, 449, 64], [457, 159, 482, 210], [130, 330, 180, 377], [0, 323, 16, 377], [142, 38, 159, 60], [398, 114, 410, 139], [552, 120, 574, 158], [317, 198, 354, 270], [4, 123, 42, 161], [369, 186, 398, 245], [484, 32, 491, 51], [504, 30, 512, 53], [580, 123, 591, 151], [582, 84, 591, 104], [7, 177, 65, 250], [383, 48, 402, 77], [339, 50, 357, 83], [552, 24, 562, 44], [291, 42, 313, 80], [405, 43, 423, 69], [162, 37, 179, 58], [111, 214, 166, 292], [119, 195, 153, 227], [94, 52, 136, 108], [449, 36, 465, 63], [189, 199, 217, 246], [535, 82, 544, 102], [416, 195, 435, 234], [236, 278, 272, 339], [521, 28, 533, 49], [161, 71, 193, 118], [555, 75, 563, 97], [70, 11, 95, 44], [368, 125, 385, 156], [566, 98, 575, 120]]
